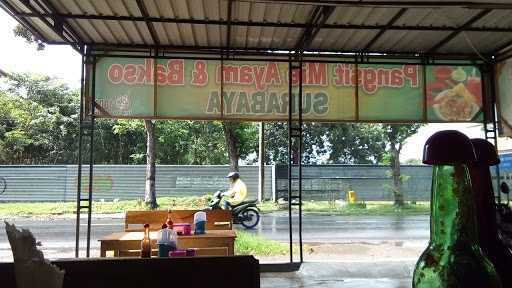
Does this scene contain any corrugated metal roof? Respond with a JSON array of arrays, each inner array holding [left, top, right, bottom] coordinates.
[[2, 0, 512, 57]]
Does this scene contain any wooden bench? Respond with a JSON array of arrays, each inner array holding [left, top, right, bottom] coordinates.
[[99, 230, 236, 257], [124, 209, 232, 231]]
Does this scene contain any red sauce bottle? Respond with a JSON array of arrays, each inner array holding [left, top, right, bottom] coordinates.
[[141, 223, 151, 258]]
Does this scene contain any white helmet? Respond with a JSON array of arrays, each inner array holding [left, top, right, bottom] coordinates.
[[226, 172, 240, 179]]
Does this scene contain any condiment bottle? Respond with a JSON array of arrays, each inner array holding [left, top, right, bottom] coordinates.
[[140, 223, 152, 258], [166, 210, 173, 228], [412, 130, 502, 288], [469, 139, 512, 287]]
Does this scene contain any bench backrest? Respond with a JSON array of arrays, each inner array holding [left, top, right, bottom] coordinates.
[[125, 209, 232, 231], [0, 256, 260, 288]]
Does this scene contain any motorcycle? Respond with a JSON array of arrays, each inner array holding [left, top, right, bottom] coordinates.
[[208, 190, 261, 229]]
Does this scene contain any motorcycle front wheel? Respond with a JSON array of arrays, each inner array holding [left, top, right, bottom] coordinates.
[[240, 207, 260, 229]]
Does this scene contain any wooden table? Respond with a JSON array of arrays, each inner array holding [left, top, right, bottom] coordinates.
[[99, 230, 236, 257]]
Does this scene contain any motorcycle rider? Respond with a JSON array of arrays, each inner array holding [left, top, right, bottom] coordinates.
[[222, 172, 247, 209]]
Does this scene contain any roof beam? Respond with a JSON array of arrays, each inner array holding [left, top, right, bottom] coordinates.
[[136, 0, 160, 46], [36, 0, 81, 44], [14, 0, 80, 52], [363, 8, 407, 51], [295, 5, 335, 52], [12, 12, 512, 33], [235, 0, 512, 10], [495, 38, 512, 60], [0, 0, 47, 42], [82, 41, 490, 59], [226, 0, 233, 51], [428, 9, 492, 53]]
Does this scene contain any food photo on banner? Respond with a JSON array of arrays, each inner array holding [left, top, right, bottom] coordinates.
[[91, 57, 483, 123], [497, 59, 512, 137]]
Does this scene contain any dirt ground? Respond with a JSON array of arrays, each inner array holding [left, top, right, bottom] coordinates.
[[256, 240, 425, 263]]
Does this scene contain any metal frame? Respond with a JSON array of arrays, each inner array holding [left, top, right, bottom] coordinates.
[[9, 12, 512, 33], [5, 1, 512, 59], [75, 48, 501, 264], [1, 0, 505, 270]]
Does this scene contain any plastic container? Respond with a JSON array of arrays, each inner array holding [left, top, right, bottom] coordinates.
[[157, 224, 177, 257], [173, 223, 192, 235], [169, 250, 187, 257], [194, 211, 207, 234], [186, 248, 196, 257]]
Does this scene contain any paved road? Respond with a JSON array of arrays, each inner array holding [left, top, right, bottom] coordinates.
[[252, 213, 429, 243], [0, 213, 429, 261]]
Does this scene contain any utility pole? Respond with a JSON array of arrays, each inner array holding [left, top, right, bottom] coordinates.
[[258, 122, 265, 202]]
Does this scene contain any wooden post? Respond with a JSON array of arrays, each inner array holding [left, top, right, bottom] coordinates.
[[258, 122, 265, 203]]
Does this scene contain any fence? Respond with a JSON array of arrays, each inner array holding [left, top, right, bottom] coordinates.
[[274, 165, 433, 201], [0, 164, 439, 202], [0, 165, 273, 202]]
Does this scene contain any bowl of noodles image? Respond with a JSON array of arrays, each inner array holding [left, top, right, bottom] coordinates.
[[432, 83, 480, 121]]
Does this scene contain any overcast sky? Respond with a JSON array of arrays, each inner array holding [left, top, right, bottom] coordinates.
[[1, 9, 504, 162]]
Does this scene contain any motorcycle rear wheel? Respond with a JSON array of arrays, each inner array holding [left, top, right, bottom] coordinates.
[[240, 207, 260, 229]]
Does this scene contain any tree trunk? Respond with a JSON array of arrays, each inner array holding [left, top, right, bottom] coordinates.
[[144, 120, 158, 209], [222, 122, 240, 172], [391, 146, 404, 207]]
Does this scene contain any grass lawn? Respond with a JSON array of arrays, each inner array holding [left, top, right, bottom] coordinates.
[[0, 196, 429, 217], [235, 230, 289, 256], [258, 200, 430, 215], [0, 196, 211, 216]]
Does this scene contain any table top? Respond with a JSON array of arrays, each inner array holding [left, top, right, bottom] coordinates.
[[99, 230, 236, 242]]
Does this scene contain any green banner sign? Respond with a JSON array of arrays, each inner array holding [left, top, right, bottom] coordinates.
[[93, 57, 483, 122]]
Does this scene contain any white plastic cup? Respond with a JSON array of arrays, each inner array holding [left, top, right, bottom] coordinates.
[[194, 211, 207, 234]]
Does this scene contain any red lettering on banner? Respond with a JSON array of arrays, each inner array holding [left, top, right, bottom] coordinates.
[[403, 65, 418, 87], [108, 64, 124, 84], [124, 64, 137, 84], [363, 69, 377, 93], [390, 69, 403, 87], [306, 63, 327, 86], [253, 66, 266, 91], [167, 59, 184, 85], [135, 59, 152, 84], [265, 63, 281, 86], [377, 69, 390, 86], [291, 68, 300, 86], [191, 60, 208, 86], [239, 65, 252, 84], [156, 64, 166, 85], [332, 63, 420, 94]]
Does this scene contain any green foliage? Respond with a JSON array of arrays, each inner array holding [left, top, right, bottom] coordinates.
[[13, 24, 45, 50], [0, 73, 79, 164], [0, 72, 422, 168], [0, 72, 258, 165], [264, 122, 419, 165]]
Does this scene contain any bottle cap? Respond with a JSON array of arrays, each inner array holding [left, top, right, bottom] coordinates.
[[423, 130, 476, 165], [470, 138, 500, 166]]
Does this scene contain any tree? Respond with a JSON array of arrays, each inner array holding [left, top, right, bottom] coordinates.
[[13, 25, 45, 50], [144, 120, 157, 209], [382, 124, 423, 207], [264, 122, 388, 165], [222, 121, 258, 172], [0, 73, 80, 164], [325, 123, 387, 164]]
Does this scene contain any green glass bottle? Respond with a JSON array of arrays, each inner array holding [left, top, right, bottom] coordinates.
[[412, 131, 502, 288]]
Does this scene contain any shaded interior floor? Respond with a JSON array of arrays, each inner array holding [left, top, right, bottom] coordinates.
[[261, 261, 413, 288]]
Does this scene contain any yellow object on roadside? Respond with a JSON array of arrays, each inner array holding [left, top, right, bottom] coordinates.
[[347, 190, 357, 204]]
